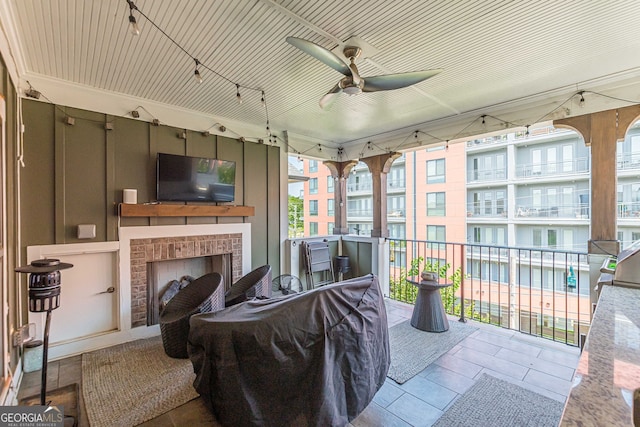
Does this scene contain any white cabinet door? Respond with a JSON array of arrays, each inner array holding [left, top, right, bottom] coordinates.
[[27, 243, 119, 344]]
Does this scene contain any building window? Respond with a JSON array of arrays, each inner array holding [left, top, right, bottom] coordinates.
[[309, 200, 318, 216], [496, 191, 505, 215], [473, 227, 481, 243], [548, 229, 557, 248], [473, 192, 480, 215], [309, 160, 318, 173], [309, 178, 318, 194], [327, 176, 334, 193], [427, 225, 446, 249], [533, 229, 542, 247], [427, 192, 446, 216], [389, 224, 406, 239], [309, 222, 318, 236], [484, 192, 492, 215], [532, 149, 542, 175], [427, 159, 445, 184], [328, 222, 334, 235], [562, 145, 573, 172], [496, 154, 506, 179], [327, 199, 334, 216], [388, 195, 405, 217]]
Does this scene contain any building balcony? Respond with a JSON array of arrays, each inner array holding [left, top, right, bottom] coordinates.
[[467, 168, 507, 184], [515, 158, 589, 181]]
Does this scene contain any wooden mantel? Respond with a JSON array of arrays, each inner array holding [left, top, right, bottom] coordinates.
[[120, 203, 255, 217]]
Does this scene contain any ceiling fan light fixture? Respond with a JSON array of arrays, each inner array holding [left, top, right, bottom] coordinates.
[[343, 86, 361, 96]]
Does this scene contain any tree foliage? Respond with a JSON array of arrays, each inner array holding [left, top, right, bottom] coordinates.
[[288, 195, 304, 237]]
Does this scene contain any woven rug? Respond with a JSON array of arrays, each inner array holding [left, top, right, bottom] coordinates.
[[433, 374, 564, 427], [82, 336, 199, 427], [388, 319, 476, 384]]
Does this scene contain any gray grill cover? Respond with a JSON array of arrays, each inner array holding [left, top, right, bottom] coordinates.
[[188, 274, 390, 427]]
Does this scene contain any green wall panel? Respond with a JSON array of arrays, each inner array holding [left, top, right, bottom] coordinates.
[[21, 101, 55, 245], [267, 146, 281, 277], [114, 117, 151, 228], [245, 143, 268, 267], [60, 107, 107, 242]]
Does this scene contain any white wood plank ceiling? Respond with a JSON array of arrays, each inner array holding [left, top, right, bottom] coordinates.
[[5, 0, 640, 158]]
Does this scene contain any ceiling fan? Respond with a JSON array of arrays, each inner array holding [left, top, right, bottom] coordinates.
[[286, 36, 442, 109]]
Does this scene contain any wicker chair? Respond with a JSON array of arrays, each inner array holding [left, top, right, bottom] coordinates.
[[159, 272, 224, 358], [224, 265, 272, 307]]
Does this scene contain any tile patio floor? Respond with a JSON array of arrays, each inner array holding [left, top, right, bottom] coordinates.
[[18, 299, 580, 427]]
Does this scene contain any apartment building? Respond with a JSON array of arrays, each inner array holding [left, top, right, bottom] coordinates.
[[299, 123, 640, 260]]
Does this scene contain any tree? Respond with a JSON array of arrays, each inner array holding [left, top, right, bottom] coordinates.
[[288, 195, 304, 238]]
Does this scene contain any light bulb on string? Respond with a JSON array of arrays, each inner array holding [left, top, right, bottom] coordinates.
[[525, 125, 530, 137], [261, 91, 266, 108], [481, 115, 487, 129], [578, 91, 585, 108], [445, 140, 449, 151], [236, 84, 242, 105], [127, 0, 140, 35], [193, 59, 202, 84]]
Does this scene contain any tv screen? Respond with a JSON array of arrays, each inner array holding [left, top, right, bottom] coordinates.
[[157, 153, 236, 203]]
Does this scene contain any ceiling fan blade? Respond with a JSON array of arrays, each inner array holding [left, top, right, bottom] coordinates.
[[362, 69, 443, 92], [319, 84, 342, 109], [286, 37, 351, 76]]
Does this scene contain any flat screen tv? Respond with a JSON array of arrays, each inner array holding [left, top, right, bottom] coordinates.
[[157, 153, 236, 203]]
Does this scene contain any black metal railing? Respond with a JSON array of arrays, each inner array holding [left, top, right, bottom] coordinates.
[[388, 238, 590, 346]]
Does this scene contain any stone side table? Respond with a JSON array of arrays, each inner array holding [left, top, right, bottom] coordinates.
[[407, 278, 453, 332]]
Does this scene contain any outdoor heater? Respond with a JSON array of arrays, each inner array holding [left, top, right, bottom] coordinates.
[[15, 258, 73, 406]]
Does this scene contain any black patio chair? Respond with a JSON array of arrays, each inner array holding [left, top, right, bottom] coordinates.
[[159, 272, 224, 358], [224, 265, 272, 307]]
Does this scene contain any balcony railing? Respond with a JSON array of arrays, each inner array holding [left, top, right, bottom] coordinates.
[[618, 202, 640, 218], [617, 152, 640, 171], [467, 168, 507, 182], [347, 182, 372, 192], [388, 238, 590, 346], [515, 157, 589, 178]]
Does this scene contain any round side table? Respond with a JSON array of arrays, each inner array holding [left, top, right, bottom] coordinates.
[[407, 278, 452, 332]]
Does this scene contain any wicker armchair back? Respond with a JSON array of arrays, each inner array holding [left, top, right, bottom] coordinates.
[[224, 265, 272, 307], [160, 272, 224, 358]]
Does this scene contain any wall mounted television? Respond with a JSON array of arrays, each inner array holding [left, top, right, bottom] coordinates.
[[157, 153, 236, 203]]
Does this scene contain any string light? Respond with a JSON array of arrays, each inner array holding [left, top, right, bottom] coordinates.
[[481, 115, 487, 129], [525, 125, 530, 137], [445, 140, 449, 151], [193, 59, 202, 84], [124, 1, 271, 133], [126, 0, 140, 35], [266, 120, 271, 137], [236, 84, 242, 105], [578, 91, 585, 108]]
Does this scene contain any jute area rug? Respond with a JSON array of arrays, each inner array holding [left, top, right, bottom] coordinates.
[[82, 336, 199, 427], [388, 319, 476, 384], [433, 374, 564, 427]]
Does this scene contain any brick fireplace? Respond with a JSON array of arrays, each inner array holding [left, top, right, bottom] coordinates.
[[118, 224, 252, 329], [130, 233, 242, 327]]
